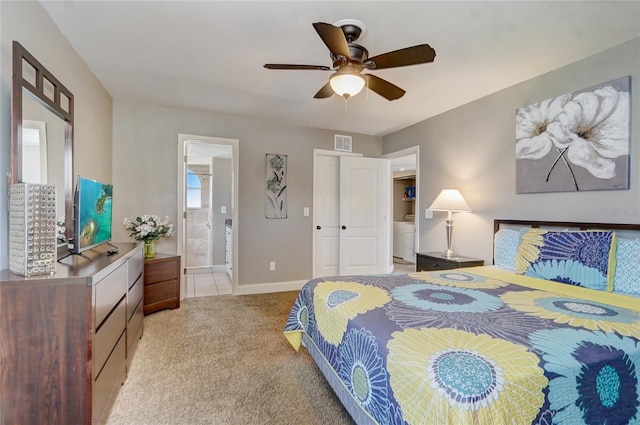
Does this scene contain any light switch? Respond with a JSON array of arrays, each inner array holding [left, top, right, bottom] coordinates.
[[303, 207, 309, 216], [424, 209, 433, 219], [221, 206, 227, 214]]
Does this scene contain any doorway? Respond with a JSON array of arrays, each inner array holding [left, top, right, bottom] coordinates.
[[384, 146, 419, 272], [177, 134, 239, 298]]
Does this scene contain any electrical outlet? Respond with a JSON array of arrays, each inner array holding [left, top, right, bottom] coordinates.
[[221, 206, 227, 214], [269, 261, 276, 271]]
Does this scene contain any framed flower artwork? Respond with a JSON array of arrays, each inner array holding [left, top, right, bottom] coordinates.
[[515, 76, 630, 193], [266, 153, 287, 218]]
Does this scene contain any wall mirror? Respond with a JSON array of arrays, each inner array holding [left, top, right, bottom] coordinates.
[[11, 41, 74, 246]]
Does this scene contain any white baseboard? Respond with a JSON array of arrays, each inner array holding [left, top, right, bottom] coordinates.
[[212, 264, 226, 273], [234, 279, 308, 295]]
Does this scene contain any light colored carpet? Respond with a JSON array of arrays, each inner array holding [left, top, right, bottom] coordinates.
[[106, 292, 353, 425]]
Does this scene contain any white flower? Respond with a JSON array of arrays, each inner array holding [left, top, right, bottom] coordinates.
[[547, 86, 629, 179], [516, 94, 571, 160], [123, 214, 174, 242]]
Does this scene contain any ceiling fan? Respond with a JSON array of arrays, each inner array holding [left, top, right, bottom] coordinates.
[[264, 19, 436, 101]]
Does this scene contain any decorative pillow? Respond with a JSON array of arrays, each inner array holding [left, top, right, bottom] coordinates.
[[613, 238, 640, 296], [515, 229, 616, 291], [493, 229, 523, 271]]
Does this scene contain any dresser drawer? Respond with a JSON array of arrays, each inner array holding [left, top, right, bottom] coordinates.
[[145, 279, 178, 305], [93, 298, 126, 377], [93, 332, 126, 425], [94, 265, 127, 328], [144, 259, 179, 284], [127, 275, 143, 321], [417, 257, 456, 271], [127, 300, 143, 368], [128, 251, 144, 289]]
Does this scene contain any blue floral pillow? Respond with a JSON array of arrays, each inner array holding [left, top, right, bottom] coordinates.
[[516, 229, 616, 291], [613, 238, 640, 296], [494, 229, 523, 271]]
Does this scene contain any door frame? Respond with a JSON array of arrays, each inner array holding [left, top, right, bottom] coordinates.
[[177, 134, 239, 297], [383, 145, 420, 264]]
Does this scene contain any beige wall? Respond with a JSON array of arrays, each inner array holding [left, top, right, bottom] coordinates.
[[383, 38, 640, 265], [111, 100, 382, 286], [0, 1, 113, 269], [1, 2, 636, 279]]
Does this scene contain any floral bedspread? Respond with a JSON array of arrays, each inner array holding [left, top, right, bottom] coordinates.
[[283, 268, 640, 425]]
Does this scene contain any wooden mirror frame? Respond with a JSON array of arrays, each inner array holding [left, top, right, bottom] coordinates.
[[11, 41, 74, 243]]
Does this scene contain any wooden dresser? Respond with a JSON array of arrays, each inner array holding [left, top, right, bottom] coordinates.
[[143, 253, 180, 315], [0, 243, 143, 425]]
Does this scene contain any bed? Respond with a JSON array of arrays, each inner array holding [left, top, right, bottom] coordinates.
[[284, 219, 640, 425]]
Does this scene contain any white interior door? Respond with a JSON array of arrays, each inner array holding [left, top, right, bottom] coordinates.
[[339, 156, 389, 275], [313, 154, 341, 277], [312, 150, 390, 277]]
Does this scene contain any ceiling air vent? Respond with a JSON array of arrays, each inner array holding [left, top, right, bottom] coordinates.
[[334, 134, 352, 152]]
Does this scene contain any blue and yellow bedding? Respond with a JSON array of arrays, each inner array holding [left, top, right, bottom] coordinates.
[[284, 267, 640, 425]]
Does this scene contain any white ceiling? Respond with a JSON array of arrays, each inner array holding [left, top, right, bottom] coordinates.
[[40, 1, 640, 137]]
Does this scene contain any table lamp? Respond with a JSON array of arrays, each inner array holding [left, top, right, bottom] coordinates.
[[428, 189, 471, 259]]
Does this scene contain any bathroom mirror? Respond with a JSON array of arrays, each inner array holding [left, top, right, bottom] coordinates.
[[11, 41, 74, 245]]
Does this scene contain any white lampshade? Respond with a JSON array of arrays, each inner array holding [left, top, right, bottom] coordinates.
[[429, 189, 471, 259], [428, 189, 471, 213], [330, 71, 365, 99]]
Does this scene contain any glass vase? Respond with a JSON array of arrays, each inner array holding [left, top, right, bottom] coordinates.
[[144, 240, 155, 259]]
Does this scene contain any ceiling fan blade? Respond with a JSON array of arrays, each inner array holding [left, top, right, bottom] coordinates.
[[364, 74, 406, 101], [314, 82, 334, 99], [365, 44, 436, 70], [264, 64, 331, 71], [312, 22, 351, 59]]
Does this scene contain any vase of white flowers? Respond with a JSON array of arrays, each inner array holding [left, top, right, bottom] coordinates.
[[123, 215, 174, 258]]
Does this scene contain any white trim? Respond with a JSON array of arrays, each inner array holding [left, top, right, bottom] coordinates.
[[178, 134, 239, 298], [234, 280, 308, 295], [383, 145, 421, 263]]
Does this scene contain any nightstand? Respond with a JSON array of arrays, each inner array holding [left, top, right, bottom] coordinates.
[[416, 252, 484, 272], [143, 253, 181, 315]]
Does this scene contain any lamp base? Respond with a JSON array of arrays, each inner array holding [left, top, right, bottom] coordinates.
[[442, 249, 455, 259]]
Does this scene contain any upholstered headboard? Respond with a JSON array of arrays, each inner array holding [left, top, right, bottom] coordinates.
[[493, 219, 640, 234]]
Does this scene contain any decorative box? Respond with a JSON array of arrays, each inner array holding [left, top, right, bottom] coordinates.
[[9, 183, 57, 276]]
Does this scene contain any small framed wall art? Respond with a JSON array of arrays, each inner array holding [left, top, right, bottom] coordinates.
[[266, 153, 287, 219]]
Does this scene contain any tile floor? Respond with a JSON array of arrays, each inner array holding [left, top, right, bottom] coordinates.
[[185, 269, 232, 297], [186, 259, 415, 298], [392, 258, 416, 273]]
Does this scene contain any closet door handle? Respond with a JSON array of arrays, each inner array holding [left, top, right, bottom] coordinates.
[[316, 225, 321, 230], [341, 225, 347, 230]]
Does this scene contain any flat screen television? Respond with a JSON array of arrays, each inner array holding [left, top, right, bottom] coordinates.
[[71, 176, 113, 254]]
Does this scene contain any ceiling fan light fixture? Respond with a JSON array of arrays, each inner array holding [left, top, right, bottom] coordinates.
[[329, 71, 365, 99]]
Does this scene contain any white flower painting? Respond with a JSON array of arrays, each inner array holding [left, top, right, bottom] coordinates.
[[516, 77, 630, 193]]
